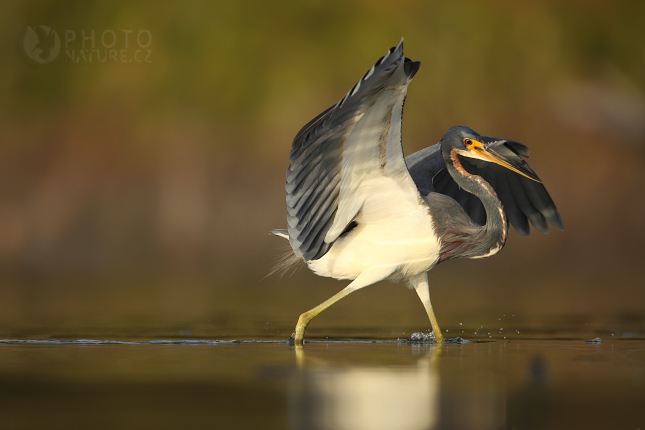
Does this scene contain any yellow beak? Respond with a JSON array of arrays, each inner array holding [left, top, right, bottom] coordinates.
[[461, 139, 541, 183]]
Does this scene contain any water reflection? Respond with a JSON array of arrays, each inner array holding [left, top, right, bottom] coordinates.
[[288, 345, 504, 430], [289, 354, 438, 430], [0, 338, 643, 428]]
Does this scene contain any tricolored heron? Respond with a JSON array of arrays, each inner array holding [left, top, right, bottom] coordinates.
[[271, 40, 563, 345]]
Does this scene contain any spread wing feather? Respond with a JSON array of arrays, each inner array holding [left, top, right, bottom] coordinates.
[[286, 39, 418, 261]]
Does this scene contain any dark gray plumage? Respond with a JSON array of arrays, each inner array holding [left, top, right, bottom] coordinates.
[[406, 131, 564, 237]]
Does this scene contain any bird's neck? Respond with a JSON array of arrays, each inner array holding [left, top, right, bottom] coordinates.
[[447, 150, 508, 258]]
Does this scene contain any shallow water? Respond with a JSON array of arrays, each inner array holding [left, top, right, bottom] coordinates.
[[0, 332, 643, 430]]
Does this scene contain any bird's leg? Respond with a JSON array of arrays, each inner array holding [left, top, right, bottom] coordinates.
[[291, 286, 356, 345], [290, 269, 391, 346], [409, 272, 444, 343]]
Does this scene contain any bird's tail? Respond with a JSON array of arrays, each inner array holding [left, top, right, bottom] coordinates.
[[269, 229, 289, 240], [267, 229, 305, 277]]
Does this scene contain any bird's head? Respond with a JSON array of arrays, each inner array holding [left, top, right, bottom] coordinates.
[[439, 126, 541, 183]]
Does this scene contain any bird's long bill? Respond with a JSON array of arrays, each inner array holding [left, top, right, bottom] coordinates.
[[464, 140, 542, 183]]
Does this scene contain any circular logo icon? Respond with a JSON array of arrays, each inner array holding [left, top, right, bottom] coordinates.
[[22, 25, 60, 65]]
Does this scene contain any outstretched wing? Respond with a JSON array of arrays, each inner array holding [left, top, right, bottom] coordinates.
[[406, 139, 564, 236], [286, 39, 420, 261]]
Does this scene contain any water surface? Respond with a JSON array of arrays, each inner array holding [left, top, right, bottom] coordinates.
[[1, 332, 643, 430]]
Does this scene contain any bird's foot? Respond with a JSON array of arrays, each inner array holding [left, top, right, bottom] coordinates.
[[287, 331, 305, 346], [289, 313, 310, 346]]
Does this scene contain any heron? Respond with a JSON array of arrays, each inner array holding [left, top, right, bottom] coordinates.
[[271, 39, 563, 345]]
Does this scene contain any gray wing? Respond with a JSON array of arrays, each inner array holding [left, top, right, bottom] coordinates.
[[286, 39, 418, 261], [405, 143, 444, 195], [406, 139, 564, 236]]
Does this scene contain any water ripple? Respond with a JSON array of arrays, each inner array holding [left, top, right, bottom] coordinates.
[[0, 338, 461, 346], [0, 339, 284, 345]]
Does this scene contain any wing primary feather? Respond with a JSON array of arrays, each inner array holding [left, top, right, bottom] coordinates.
[[363, 65, 375, 81], [496, 168, 530, 235], [519, 177, 563, 231], [285, 39, 421, 260], [506, 175, 541, 235]]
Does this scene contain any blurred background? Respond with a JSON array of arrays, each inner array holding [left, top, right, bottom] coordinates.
[[0, 0, 644, 339]]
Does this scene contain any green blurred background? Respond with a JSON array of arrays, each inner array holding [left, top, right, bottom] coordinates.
[[0, 0, 644, 339]]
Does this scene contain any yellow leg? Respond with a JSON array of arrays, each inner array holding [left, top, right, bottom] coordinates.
[[290, 269, 392, 346], [409, 272, 444, 343], [291, 286, 356, 345]]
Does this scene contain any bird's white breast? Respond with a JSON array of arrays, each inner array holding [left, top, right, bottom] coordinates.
[[307, 175, 441, 281]]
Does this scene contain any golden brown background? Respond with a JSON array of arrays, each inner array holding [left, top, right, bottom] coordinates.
[[1, 0, 644, 339]]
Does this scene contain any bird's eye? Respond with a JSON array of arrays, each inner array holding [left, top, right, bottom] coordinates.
[[464, 139, 472, 146]]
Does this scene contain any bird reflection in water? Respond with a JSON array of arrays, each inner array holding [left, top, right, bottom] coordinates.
[[287, 345, 505, 430]]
